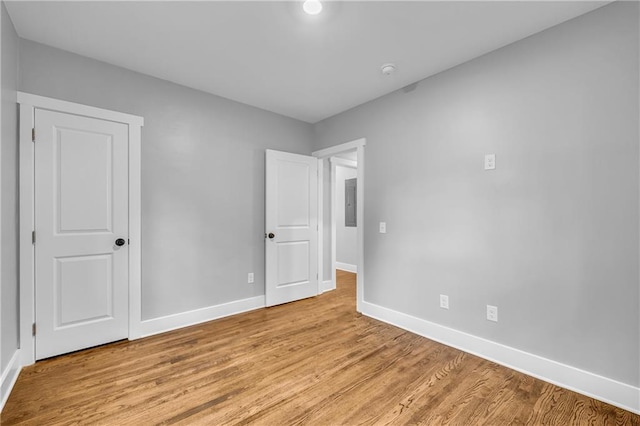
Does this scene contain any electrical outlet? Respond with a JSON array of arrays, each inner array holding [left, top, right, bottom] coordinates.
[[379, 222, 387, 233], [440, 294, 449, 310], [487, 305, 498, 322], [484, 154, 496, 170], [248, 273, 254, 284]]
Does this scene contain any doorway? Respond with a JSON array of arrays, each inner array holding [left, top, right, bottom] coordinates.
[[312, 138, 365, 312], [331, 152, 358, 277]]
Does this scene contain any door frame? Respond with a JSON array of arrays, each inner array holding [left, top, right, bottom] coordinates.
[[312, 138, 365, 312], [18, 92, 144, 366]]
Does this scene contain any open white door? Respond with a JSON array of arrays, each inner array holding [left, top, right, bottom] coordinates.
[[34, 109, 129, 360], [265, 150, 318, 307]]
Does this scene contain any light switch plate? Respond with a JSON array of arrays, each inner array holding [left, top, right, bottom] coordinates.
[[379, 222, 387, 233], [484, 154, 496, 170]]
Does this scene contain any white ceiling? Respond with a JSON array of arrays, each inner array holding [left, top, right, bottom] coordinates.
[[5, 1, 609, 123]]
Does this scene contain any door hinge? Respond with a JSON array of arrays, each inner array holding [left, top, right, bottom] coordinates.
[[32, 323, 36, 336], [32, 231, 36, 244], [32, 128, 35, 142]]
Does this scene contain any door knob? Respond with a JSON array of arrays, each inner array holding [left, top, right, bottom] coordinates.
[[268, 233, 275, 239], [115, 238, 126, 246]]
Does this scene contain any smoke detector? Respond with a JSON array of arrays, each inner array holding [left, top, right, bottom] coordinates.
[[381, 63, 396, 76]]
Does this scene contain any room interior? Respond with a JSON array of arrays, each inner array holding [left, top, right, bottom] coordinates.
[[0, 0, 639, 422]]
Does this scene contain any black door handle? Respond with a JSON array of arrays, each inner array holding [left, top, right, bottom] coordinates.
[[268, 233, 275, 239], [115, 238, 126, 246]]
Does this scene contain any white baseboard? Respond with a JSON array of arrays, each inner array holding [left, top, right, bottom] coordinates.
[[1, 349, 22, 412], [139, 296, 265, 338], [361, 301, 640, 414], [321, 279, 335, 293], [336, 262, 357, 273]]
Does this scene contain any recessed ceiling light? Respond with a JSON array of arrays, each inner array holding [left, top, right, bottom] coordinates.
[[381, 63, 397, 75], [303, 0, 323, 15]]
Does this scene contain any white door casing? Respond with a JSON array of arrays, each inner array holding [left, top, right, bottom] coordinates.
[[19, 92, 143, 366], [265, 149, 318, 307], [34, 109, 130, 360]]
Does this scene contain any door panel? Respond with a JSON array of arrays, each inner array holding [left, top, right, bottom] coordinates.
[[277, 241, 310, 286], [56, 254, 113, 326], [57, 129, 113, 233], [35, 109, 129, 360], [265, 150, 318, 307], [277, 161, 310, 227]]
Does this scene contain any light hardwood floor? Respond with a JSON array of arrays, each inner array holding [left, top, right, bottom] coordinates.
[[2, 270, 638, 425]]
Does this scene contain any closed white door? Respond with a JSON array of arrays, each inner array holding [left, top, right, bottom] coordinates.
[[35, 109, 129, 360], [265, 150, 318, 307]]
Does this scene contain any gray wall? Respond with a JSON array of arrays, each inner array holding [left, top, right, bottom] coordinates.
[[18, 40, 314, 320], [335, 165, 357, 267], [1, 2, 19, 373], [313, 1, 639, 386]]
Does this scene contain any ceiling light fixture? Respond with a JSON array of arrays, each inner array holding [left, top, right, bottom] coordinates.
[[381, 63, 397, 76], [303, 0, 323, 15]]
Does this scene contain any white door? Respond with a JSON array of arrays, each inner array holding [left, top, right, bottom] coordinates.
[[265, 150, 318, 307], [34, 109, 129, 360]]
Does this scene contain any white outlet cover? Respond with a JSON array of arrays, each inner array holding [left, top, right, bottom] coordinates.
[[487, 305, 498, 322], [248, 273, 254, 283], [484, 154, 496, 170], [440, 294, 449, 310], [379, 222, 387, 233]]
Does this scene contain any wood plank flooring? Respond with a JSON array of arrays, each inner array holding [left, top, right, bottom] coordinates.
[[2, 270, 638, 425]]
